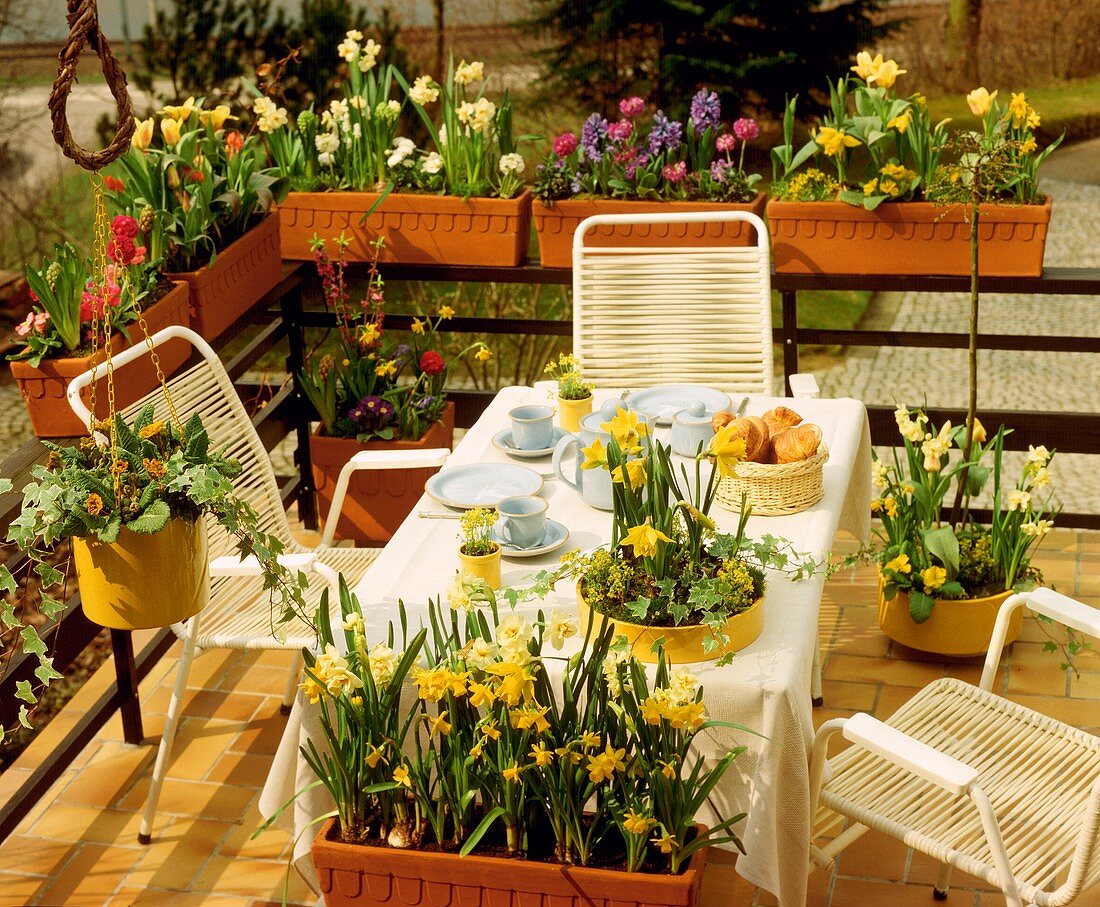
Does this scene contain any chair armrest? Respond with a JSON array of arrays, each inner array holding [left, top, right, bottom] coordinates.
[[788, 372, 820, 399], [210, 552, 318, 577], [842, 713, 978, 796], [1027, 587, 1100, 638]]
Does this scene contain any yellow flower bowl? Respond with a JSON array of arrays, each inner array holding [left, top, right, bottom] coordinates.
[[458, 543, 502, 590], [577, 587, 764, 664], [877, 577, 1022, 657], [557, 394, 593, 434]]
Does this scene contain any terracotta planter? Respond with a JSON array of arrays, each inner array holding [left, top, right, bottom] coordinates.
[[279, 190, 532, 266], [73, 518, 210, 630], [10, 281, 192, 438], [312, 403, 455, 546], [578, 587, 764, 664], [312, 816, 709, 907], [166, 212, 282, 341], [457, 543, 502, 589], [533, 194, 768, 268], [878, 583, 1020, 657], [557, 393, 593, 433], [767, 197, 1052, 277]]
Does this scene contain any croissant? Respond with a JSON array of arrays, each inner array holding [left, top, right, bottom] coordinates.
[[712, 411, 736, 432], [771, 424, 822, 463], [716, 415, 770, 463], [763, 405, 802, 439]]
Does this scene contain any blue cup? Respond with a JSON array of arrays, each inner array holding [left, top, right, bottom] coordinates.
[[496, 495, 548, 548], [510, 405, 555, 450]]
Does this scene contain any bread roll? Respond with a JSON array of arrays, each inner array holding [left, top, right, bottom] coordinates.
[[763, 405, 802, 439], [711, 410, 735, 432], [715, 415, 769, 463], [771, 424, 822, 463]]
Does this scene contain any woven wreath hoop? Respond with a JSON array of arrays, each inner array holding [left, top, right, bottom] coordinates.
[[715, 444, 829, 516]]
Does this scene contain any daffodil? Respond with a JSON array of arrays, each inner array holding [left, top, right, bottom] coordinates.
[[706, 424, 748, 478], [814, 127, 861, 157], [1007, 489, 1032, 512], [502, 762, 522, 783], [622, 810, 657, 836], [411, 318, 426, 335], [611, 457, 647, 489], [587, 744, 626, 783], [887, 110, 911, 133], [424, 710, 452, 736], [580, 437, 607, 470], [530, 742, 554, 767], [475, 346, 492, 363], [1009, 92, 1029, 128], [392, 764, 412, 788], [438, 305, 455, 319], [468, 681, 496, 708], [601, 407, 649, 447], [620, 521, 672, 559], [652, 831, 677, 854], [364, 743, 388, 768]]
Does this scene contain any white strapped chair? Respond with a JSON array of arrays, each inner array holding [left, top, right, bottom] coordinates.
[[67, 325, 449, 843], [809, 588, 1100, 906], [571, 211, 824, 700]]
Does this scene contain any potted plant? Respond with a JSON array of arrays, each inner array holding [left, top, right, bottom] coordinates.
[[263, 37, 532, 265], [106, 97, 286, 340], [0, 405, 307, 734], [298, 576, 749, 907], [302, 235, 491, 544], [767, 53, 1061, 276], [532, 91, 766, 267], [7, 235, 190, 438], [455, 506, 501, 588], [871, 406, 1057, 656], [544, 352, 592, 432], [562, 408, 817, 663]]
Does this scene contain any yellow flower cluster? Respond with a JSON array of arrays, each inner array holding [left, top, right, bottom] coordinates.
[[850, 51, 906, 89], [587, 744, 627, 783], [300, 645, 364, 704], [640, 695, 707, 731]]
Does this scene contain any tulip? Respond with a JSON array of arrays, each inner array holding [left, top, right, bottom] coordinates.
[[850, 51, 883, 81], [160, 118, 181, 146], [966, 87, 997, 117], [161, 96, 196, 121], [868, 59, 905, 89], [199, 104, 234, 130], [131, 117, 155, 151]]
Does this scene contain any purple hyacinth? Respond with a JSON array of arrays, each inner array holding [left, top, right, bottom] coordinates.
[[349, 395, 395, 430], [393, 343, 412, 365], [580, 113, 609, 163], [647, 111, 683, 156], [415, 395, 436, 410], [690, 89, 721, 131], [710, 159, 731, 182], [624, 152, 650, 181]]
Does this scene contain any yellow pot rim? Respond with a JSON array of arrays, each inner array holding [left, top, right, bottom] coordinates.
[[578, 586, 763, 632], [459, 543, 502, 561]]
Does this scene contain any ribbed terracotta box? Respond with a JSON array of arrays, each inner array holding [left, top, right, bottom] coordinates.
[[279, 190, 532, 266], [10, 281, 191, 438], [533, 194, 767, 268], [166, 211, 282, 341], [312, 817, 709, 907], [311, 402, 454, 546], [767, 197, 1052, 277]]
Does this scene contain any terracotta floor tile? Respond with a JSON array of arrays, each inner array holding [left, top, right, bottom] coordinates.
[[116, 777, 255, 823], [1007, 661, 1071, 697], [0, 834, 76, 877], [33, 842, 141, 906], [122, 817, 233, 890], [699, 860, 755, 906], [227, 700, 291, 756], [192, 855, 314, 901], [219, 663, 293, 698], [141, 687, 268, 722], [185, 649, 248, 690], [252, 649, 299, 668], [824, 654, 944, 687], [830, 877, 957, 906], [820, 680, 878, 712], [205, 751, 276, 788], [26, 804, 169, 846], [55, 742, 153, 809], [1070, 670, 1100, 699], [107, 888, 252, 906], [906, 850, 999, 891], [0, 871, 48, 904], [216, 802, 289, 861], [872, 685, 924, 720], [166, 720, 254, 782], [833, 828, 907, 882]]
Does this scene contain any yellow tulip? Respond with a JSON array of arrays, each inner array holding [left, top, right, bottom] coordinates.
[[161, 96, 196, 121], [131, 117, 155, 151], [850, 51, 883, 81], [966, 87, 997, 117], [887, 110, 911, 134], [199, 104, 234, 130], [868, 59, 905, 89], [813, 126, 861, 157], [160, 118, 182, 146]]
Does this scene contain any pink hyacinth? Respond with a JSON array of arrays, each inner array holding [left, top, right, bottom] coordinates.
[[619, 96, 645, 118], [553, 132, 578, 156], [716, 133, 737, 153], [732, 117, 759, 142], [607, 118, 633, 142], [662, 161, 687, 183]]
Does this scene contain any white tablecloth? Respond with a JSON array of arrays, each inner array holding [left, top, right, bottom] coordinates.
[[260, 386, 871, 906]]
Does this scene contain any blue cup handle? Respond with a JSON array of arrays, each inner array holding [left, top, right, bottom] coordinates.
[[551, 435, 581, 491]]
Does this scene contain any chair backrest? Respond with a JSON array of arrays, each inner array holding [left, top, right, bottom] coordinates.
[[66, 326, 295, 560], [572, 211, 773, 395]]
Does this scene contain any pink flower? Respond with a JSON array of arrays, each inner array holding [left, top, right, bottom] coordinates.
[[715, 133, 737, 153], [619, 96, 645, 118], [607, 119, 633, 142], [15, 313, 33, 338], [732, 118, 759, 142], [662, 161, 688, 183], [553, 132, 578, 156], [111, 215, 139, 239], [34, 312, 50, 331]]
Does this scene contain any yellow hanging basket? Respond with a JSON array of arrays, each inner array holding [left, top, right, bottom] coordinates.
[[577, 587, 764, 664], [73, 517, 210, 630]]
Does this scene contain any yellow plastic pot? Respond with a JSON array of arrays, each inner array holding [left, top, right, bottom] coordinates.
[[577, 587, 764, 664], [458, 544, 502, 590], [73, 518, 210, 630], [557, 394, 593, 434], [877, 579, 1020, 657]]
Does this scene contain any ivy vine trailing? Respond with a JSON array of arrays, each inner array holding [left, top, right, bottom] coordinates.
[[0, 405, 309, 741]]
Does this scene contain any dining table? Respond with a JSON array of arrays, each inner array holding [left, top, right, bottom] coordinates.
[[259, 383, 872, 906]]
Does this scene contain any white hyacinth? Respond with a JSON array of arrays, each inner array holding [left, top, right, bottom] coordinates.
[[499, 152, 525, 175]]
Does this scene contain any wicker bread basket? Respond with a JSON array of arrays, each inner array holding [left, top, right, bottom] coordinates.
[[715, 444, 829, 516]]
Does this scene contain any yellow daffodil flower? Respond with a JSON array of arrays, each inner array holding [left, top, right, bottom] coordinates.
[[587, 744, 627, 783], [579, 730, 601, 750], [509, 704, 551, 733], [611, 457, 647, 489], [622, 810, 657, 836], [580, 437, 607, 471], [469, 741, 485, 760], [468, 681, 496, 708], [375, 359, 397, 378], [706, 424, 748, 479], [966, 87, 997, 117], [887, 110, 911, 133], [814, 126, 862, 157], [392, 764, 412, 788], [424, 710, 452, 736], [364, 743, 388, 768], [652, 832, 677, 854], [620, 521, 673, 559], [863, 178, 879, 196], [475, 346, 492, 362], [411, 318, 426, 335], [921, 565, 947, 592], [601, 407, 649, 446], [1009, 92, 1029, 128], [480, 718, 502, 740], [502, 762, 522, 783], [530, 742, 554, 767], [484, 662, 535, 706], [438, 305, 455, 319], [658, 758, 678, 780]]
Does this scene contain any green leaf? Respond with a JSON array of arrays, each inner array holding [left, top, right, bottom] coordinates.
[[20, 625, 46, 658], [15, 679, 37, 704], [125, 500, 170, 535], [922, 526, 960, 575], [34, 561, 64, 588], [38, 593, 65, 620], [459, 806, 505, 856], [17, 705, 32, 729], [35, 657, 63, 686], [908, 590, 935, 623], [0, 566, 15, 596]]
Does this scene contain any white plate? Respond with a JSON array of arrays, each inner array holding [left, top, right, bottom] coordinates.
[[491, 427, 571, 459], [625, 385, 731, 425], [492, 518, 570, 558], [425, 463, 544, 510]]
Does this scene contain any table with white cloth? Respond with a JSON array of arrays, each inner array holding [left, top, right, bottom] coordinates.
[[260, 385, 871, 906]]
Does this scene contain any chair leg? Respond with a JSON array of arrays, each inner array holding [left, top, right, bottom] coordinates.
[[138, 616, 201, 844], [812, 641, 824, 707], [933, 863, 953, 900], [281, 651, 303, 715]]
